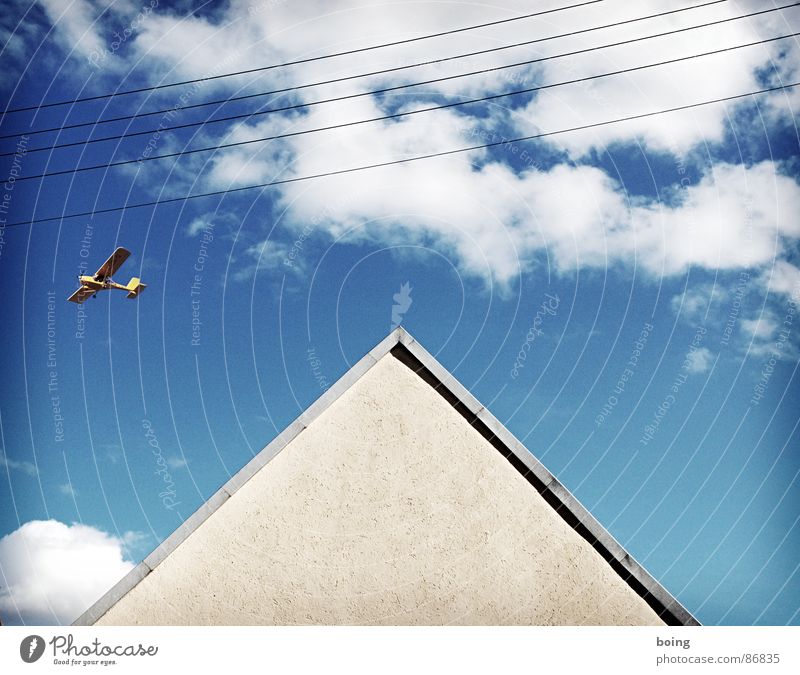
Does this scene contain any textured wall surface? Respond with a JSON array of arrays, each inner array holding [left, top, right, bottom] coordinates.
[[97, 354, 664, 625]]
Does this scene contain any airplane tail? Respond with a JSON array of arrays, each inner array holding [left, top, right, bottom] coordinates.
[[125, 277, 146, 299]]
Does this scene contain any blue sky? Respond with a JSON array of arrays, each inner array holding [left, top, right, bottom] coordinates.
[[0, 0, 799, 626]]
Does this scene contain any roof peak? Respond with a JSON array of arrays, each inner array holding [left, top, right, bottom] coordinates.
[[74, 328, 698, 627]]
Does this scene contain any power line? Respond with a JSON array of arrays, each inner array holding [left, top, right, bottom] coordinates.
[[0, 0, 735, 140], [3, 0, 605, 114], [6, 3, 788, 162], [7, 81, 796, 228], [13, 33, 796, 183]]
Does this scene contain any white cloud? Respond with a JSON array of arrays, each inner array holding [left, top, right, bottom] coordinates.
[[685, 346, 713, 374], [186, 216, 211, 236], [762, 260, 800, 298], [741, 313, 779, 341], [740, 307, 799, 361], [0, 452, 37, 477], [626, 162, 800, 275], [166, 456, 188, 470], [0, 520, 137, 625], [191, 38, 800, 283], [38, 0, 107, 58], [37, 0, 161, 73], [273, 120, 800, 280], [128, 0, 542, 98], [58, 484, 77, 498], [516, 0, 800, 156], [185, 211, 239, 242], [206, 113, 297, 189], [40, 0, 800, 286], [122, 0, 800, 131], [231, 239, 295, 281], [44, 0, 800, 160], [671, 284, 727, 322]]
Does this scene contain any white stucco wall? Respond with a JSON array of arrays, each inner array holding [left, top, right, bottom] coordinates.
[[97, 353, 664, 625]]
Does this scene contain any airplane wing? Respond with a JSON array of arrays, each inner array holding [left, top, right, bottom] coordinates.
[[67, 286, 94, 304], [94, 247, 131, 279]]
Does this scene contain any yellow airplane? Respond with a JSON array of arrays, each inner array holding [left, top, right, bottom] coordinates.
[[67, 247, 146, 304]]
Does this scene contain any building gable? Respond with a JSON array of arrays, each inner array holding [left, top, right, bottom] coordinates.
[[76, 329, 697, 626]]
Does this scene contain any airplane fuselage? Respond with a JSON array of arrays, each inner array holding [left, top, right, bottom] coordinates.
[[78, 275, 129, 292]]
